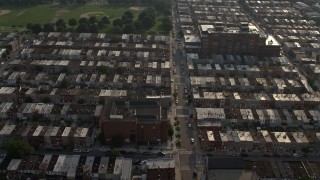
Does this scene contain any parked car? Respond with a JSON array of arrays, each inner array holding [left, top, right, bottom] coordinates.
[[240, 153, 248, 157], [142, 151, 153, 155], [73, 149, 81, 153], [157, 152, 166, 156]]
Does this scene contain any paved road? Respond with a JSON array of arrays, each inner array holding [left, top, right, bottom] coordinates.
[[171, 4, 204, 180]]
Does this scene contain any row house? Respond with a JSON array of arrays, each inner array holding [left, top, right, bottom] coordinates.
[[193, 91, 320, 109], [0, 125, 94, 149], [200, 130, 316, 152], [195, 107, 320, 127], [5, 155, 133, 180], [16, 103, 104, 122]]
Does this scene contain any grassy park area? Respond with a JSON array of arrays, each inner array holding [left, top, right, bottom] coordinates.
[[0, 4, 144, 32]]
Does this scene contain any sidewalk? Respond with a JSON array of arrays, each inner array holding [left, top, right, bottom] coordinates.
[[95, 142, 175, 154]]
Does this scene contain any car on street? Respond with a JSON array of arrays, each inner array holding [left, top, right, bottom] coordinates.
[[73, 149, 81, 153], [157, 152, 166, 156], [188, 123, 192, 128], [193, 170, 198, 177], [190, 138, 195, 143], [142, 151, 153, 155], [240, 152, 248, 157], [293, 153, 302, 158]]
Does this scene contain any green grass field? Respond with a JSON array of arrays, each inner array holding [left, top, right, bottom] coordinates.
[[0, 4, 143, 27]]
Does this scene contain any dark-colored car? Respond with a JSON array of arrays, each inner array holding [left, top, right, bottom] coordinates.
[[193, 170, 198, 177], [133, 159, 141, 165], [240, 153, 248, 157], [263, 153, 272, 157], [273, 153, 282, 157], [142, 151, 153, 155], [157, 152, 166, 156]]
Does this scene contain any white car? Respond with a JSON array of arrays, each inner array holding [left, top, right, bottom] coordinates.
[[73, 149, 81, 153], [190, 138, 195, 143], [293, 153, 302, 158], [188, 123, 192, 128]]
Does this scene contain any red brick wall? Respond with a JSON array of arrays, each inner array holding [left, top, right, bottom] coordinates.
[[102, 120, 136, 143]]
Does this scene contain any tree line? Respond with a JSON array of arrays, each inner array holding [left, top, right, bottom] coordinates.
[[26, 9, 172, 34], [27, 15, 110, 34]]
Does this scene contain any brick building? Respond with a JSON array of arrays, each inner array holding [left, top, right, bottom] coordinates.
[[102, 100, 168, 144], [199, 22, 281, 57]]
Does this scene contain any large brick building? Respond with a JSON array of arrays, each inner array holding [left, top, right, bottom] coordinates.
[[102, 100, 168, 144], [199, 22, 281, 57]]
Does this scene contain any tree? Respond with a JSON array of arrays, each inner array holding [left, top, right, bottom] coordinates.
[[89, 16, 97, 24], [4, 138, 34, 159], [111, 26, 122, 34], [25, 96, 33, 103], [141, 16, 155, 29], [134, 21, 143, 32], [123, 23, 135, 34], [109, 149, 122, 157], [43, 97, 51, 103], [56, 26, 65, 32], [31, 24, 43, 34], [89, 24, 99, 33], [26, 23, 34, 30], [43, 23, 55, 32], [77, 23, 89, 33], [122, 14, 132, 24], [124, 11, 134, 19], [68, 18, 78, 27], [101, 16, 110, 24], [56, 19, 66, 29], [79, 17, 89, 25], [78, 99, 85, 104], [60, 79, 69, 88], [161, 20, 172, 32], [111, 135, 124, 148], [113, 19, 123, 27], [168, 123, 174, 139]]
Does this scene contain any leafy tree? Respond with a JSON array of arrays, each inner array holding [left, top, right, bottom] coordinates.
[[60, 79, 69, 88], [134, 21, 143, 32], [31, 24, 43, 34], [89, 24, 99, 33], [77, 23, 89, 33], [141, 16, 154, 29], [78, 99, 85, 104], [43, 23, 55, 32], [113, 19, 123, 27], [43, 97, 51, 103], [111, 134, 124, 147], [138, 11, 148, 21], [122, 14, 132, 24], [56, 26, 65, 32], [26, 23, 34, 30], [111, 26, 122, 34], [101, 16, 110, 24], [89, 16, 97, 24], [25, 96, 33, 103], [168, 123, 174, 138], [109, 149, 122, 157], [4, 138, 34, 159], [123, 23, 135, 34], [79, 17, 89, 25], [56, 19, 66, 28], [68, 18, 78, 27], [124, 11, 134, 19]]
